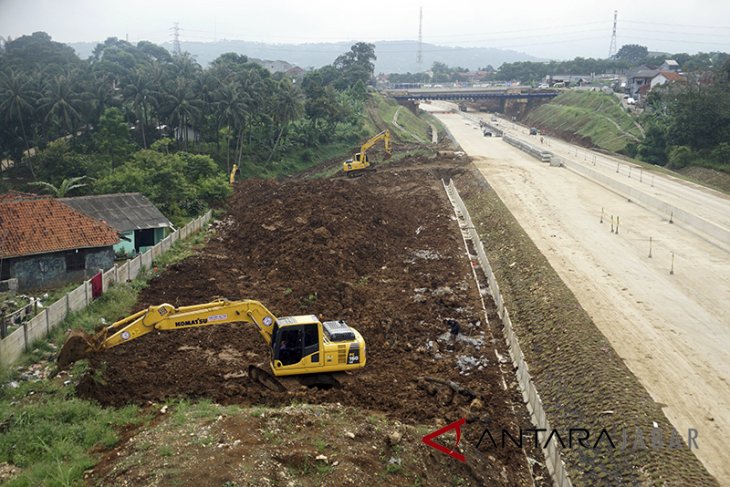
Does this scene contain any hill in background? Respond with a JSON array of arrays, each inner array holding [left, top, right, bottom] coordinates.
[[68, 39, 542, 72]]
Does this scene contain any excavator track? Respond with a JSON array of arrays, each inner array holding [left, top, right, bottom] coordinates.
[[248, 364, 287, 393], [247, 365, 343, 392]]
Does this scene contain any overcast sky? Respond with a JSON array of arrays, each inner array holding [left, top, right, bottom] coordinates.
[[1, 0, 729, 60]]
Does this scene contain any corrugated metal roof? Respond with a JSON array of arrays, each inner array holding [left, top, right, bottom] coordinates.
[[60, 193, 171, 232], [0, 194, 119, 258]]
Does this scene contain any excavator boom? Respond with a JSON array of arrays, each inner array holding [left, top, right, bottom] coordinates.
[[59, 299, 277, 366], [342, 129, 392, 176], [57, 298, 367, 384]]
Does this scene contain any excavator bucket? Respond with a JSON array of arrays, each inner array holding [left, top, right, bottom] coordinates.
[[57, 330, 99, 368]]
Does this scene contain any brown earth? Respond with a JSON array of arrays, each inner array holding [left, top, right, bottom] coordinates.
[[76, 157, 545, 486], [88, 402, 537, 487]]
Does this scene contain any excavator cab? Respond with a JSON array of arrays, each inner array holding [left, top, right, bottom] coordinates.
[[269, 315, 364, 376]]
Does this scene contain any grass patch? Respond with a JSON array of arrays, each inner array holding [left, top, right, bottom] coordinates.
[[0, 222, 210, 486], [312, 438, 327, 454], [0, 379, 148, 487], [368, 93, 431, 143], [526, 91, 643, 152]]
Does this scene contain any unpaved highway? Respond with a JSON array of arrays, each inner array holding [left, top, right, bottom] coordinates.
[[498, 117, 730, 245], [427, 104, 730, 484]]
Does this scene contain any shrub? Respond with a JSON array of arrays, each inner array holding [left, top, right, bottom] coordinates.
[[667, 145, 694, 169]]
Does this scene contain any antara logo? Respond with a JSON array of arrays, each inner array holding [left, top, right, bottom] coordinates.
[[421, 418, 466, 463]]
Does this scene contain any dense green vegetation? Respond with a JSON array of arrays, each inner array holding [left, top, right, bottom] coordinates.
[[526, 91, 643, 153], [635, 62, 730, 171], [0, 33, 378, 222]]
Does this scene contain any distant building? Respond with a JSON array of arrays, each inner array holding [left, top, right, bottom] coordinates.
[[61, 193, 173, 257], [0, 193, 118, 290], [650, 71, 687, 89], [544, 74, 594, 87], [659, 60, 681, 72], [285, 66, 305, 79], [626, 66, 660, 100]]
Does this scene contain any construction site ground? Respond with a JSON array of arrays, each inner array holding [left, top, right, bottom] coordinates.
[[76, 157, 548, 487], [71, 134, 719, 485]]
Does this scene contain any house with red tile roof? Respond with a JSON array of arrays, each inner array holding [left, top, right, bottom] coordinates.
[[650, 71, 687, 90], [0, 193, 119, 290]]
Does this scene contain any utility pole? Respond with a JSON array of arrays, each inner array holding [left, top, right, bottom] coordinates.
[[172, 22, 181, 56], [608, 10, 618, 58], [417, 6, 423, 71]]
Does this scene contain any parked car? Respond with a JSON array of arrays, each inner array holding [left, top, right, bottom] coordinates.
[[627, 97, 636, 105], [530, 127, 538, 135]]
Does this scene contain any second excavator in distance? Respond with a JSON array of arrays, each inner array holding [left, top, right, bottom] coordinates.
[[342, 129, 392, 177], [58, 298, 366, 391]]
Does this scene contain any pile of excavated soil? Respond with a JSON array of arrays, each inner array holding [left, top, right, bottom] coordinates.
[[77, 162, 543, 485]]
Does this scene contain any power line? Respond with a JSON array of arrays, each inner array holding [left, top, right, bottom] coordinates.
[[178, 21, 610, 44], [609, 10, 618, 58], [622, 19, 730, 30], [621, 27, 730, 39]]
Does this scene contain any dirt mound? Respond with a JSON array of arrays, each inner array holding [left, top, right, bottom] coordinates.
[[76, 164, 542, 484], [79, 169, 490, 417], [79, 169, 493, 410], [72, 160, 552, 485]]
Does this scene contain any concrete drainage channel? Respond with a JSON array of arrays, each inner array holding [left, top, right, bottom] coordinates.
[[443, 179, 573, 487]]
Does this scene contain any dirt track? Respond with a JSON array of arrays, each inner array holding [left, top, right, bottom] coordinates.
[[77, 159, 542, 485]]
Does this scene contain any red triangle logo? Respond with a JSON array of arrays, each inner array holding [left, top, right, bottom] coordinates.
[[422, 417, 466, 462]]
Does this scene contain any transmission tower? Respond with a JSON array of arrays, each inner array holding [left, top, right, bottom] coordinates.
[[608, 10, 618, 58], [417, 6, 423, 70], [172, 22, 181, 55]]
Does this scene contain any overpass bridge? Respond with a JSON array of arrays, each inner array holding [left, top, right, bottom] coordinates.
[[386, 87, 560, 102]]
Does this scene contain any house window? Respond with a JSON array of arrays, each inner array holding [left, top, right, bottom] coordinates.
[[65, 251, 85, 271]]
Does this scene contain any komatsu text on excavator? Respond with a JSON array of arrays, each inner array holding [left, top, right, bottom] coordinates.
[[342, 129, 392, 177], [58, 298, 366, 391]]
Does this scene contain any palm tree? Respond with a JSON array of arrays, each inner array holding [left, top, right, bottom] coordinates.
[[29, 176, 90, 197], [39, 73, 85, 138], [161, 77, 203, 150], [89, 73, 121, 127], [125, 68, 158, 148], [0, 69, 38, 175], [266, 79, 304, 162], [171, 52, 201, 79], [213, 81, 249, 173]]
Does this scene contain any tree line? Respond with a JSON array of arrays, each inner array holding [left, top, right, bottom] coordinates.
[[385, 46, 729, 86], [635, 62, 730, 170], [0, 32, 376, 223]]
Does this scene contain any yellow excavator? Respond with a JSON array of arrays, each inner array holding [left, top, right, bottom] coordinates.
[[342, 129, 392, 177], [58, 298, 366, 391]]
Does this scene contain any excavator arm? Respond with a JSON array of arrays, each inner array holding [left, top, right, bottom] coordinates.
[[58, 299, 278, 366], [343, 129, 392, 175], [359, 129, 391, 160]]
